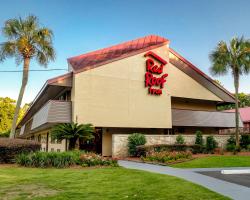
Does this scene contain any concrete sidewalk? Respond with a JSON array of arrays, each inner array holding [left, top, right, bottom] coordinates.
[[118, 160, 250, 200]]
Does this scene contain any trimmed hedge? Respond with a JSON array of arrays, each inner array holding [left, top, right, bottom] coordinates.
[[136, 144, 205, 156], [0, 138, 41, 163]]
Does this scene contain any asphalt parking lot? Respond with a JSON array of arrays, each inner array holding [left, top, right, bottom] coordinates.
[[198, 171, 250, 188]]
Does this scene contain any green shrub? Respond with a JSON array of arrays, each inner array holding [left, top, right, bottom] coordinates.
[[226, 135, 236, 152], [128, 133, 146, 157], [195, 131, 203, 146], [240, 135, 250, 149], [176, 135, 185, 144], [226, 144, 236, 152], [16, 151, 118, 168], [206, 136, 218, 153], [0, 138, 40, 163], [142, 151, 192, 164], [247, 144, 250, 151]]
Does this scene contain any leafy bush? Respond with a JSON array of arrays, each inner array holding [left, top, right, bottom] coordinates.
[[176, 135, 185, 144], [0, 138, 40, 163], [226, 135, 236, 152], [128, 133, 146, 157], [142, 151, 192, 164], [136, 144, 205, 156], [240, 135, 250, 149], [206, 136, 218, 153], [195, 131, 203, 146], [16, 151, 118, 168]]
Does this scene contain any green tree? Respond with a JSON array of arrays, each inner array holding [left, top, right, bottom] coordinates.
[[0, 15, 55, 138], [51, 123, 95, 150], [0, 97, 15, 133], [217, 92, 250, 110], [210, 36, 250, 146], [0, 97, 28, 136]]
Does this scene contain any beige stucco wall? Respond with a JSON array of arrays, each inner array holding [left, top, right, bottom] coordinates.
[[72, 45, 172, 128], [33, 130, 67, 152], [72, 44, 222, 129], [112, 134, 231, 157]]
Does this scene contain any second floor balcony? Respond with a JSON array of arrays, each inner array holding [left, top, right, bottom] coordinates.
[[19, 100, 72, 136]]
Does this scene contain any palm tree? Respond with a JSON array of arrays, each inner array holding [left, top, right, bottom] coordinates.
[[210, 36, 250, 146], [51, 123, 95, 150], [0, 15, 55, 138]]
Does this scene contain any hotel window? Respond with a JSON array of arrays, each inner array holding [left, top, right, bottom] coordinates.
[[57, 149, 60, 152], [51, 148, 54, 152]]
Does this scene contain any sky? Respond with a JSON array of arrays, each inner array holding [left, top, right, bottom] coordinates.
[[0, 0, 250, 104]]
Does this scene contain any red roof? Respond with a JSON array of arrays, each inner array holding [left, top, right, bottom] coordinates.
[[67, 35, 169, 73], [224, 107, 250, 123]]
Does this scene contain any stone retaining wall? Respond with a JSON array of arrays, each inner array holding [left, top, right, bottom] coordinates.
[[112, 134, 231, 157]]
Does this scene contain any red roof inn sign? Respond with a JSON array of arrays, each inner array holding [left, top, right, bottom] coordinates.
[[144, 51, 168, 95]]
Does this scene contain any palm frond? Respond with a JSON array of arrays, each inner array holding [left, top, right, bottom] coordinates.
[[0, 15, 55, 65], [0, 41, 18, 61]]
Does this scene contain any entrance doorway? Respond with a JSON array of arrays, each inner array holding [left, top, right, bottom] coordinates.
[[79, 128, 102, 154]]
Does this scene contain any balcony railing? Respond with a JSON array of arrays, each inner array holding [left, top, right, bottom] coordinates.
[[31, 100, 72, 131]]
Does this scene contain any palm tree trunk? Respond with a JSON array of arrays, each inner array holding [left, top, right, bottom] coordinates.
[[234, 71, 240, 147], [9, 58, 30, 138], [68, 137, 77, 150]]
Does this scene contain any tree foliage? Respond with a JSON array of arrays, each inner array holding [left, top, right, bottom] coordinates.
[[51, 123, 95, 150], [0, 97, 28, 136], [210, 36, 250, 146], [217, 92, 250, 110], [0, 15, 55, 138]]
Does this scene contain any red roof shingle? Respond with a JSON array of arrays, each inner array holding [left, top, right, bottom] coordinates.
[[67, 35, 169, 73], [225, 107, 250, 123]]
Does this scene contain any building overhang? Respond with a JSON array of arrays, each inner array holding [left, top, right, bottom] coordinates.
[[172, 109, 243, 128], [17, 72, 73, 128]]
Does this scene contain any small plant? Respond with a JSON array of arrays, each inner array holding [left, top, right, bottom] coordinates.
[[128, 133, 146, 157], [176, 135, 185, 145], [206, 136, 217, 153], [195, 131, 203, 146], [193, 130, 204, 153]]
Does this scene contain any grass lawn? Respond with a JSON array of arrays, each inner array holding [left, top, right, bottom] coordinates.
[[0, 166, 230, 200], [172, 155, 250, 168]]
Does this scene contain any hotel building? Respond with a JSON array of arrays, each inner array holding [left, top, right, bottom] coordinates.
[[16, 35, 243, 157]]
